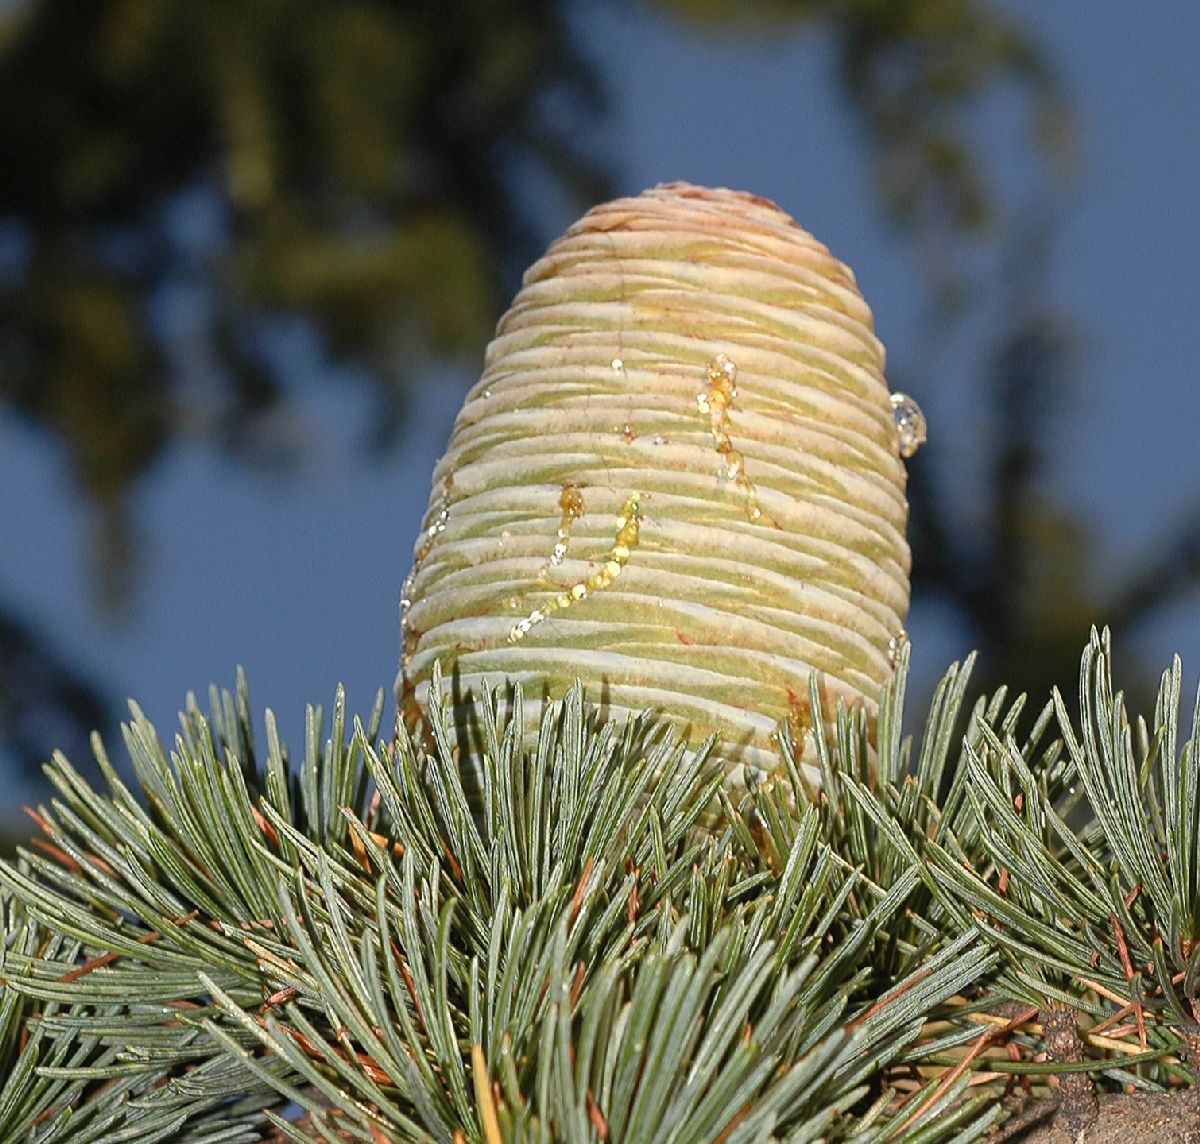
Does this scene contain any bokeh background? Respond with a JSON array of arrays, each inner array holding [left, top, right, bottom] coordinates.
[[1, 0, 1197, 831]]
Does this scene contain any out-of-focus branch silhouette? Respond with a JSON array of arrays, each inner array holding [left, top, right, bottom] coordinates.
[[1105, 507, 1200, 636], [0, 608, 108, 771], [2, 0, 1194, 776], [0, 1, 607, 506], [903, 207, 1098, 707]]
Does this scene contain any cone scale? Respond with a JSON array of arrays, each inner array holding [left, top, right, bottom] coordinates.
[[398, 182, 919, 786]]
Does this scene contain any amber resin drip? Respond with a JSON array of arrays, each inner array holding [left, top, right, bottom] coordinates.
[[697, 354, 762, 522], [545, 483, 585, 570], [786, 691, 813, 747], [509, 492, 643, 643]]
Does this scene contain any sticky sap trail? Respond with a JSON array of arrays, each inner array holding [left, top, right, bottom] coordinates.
[[509, 492, 643, 643], [698, 354, 762, 523]]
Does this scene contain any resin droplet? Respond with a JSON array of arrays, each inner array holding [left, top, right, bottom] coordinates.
[[887, 627, 908, 667], [698, 354, 762, 521], [509, 492, 643, 643], [547, 483, 585, 568], [890, 393, 927, 459], [786, 690, 813, 746], [697, 353, 737, 415], [611, 357, 625, 373], [412, 480, 452, 566]]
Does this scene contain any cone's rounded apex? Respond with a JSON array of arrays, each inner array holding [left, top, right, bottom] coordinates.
[[399, 181, 922, 788]]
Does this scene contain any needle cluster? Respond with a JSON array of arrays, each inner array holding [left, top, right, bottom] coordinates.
[[2, 631, 1198, 1141]]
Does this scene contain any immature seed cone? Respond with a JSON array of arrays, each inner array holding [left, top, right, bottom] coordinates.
[[399, 182, 916, 787]]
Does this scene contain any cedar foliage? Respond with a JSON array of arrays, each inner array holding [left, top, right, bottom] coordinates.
[[2, 629, 1199, 1141]]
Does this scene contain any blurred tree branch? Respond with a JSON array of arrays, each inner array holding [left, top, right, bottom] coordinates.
[[0, 0, 608, 468], [0, 605, 110, 778], [1105, 506, 1200, 637]]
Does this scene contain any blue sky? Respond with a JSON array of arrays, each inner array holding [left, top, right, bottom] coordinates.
[[1, 0, 1197, 824]]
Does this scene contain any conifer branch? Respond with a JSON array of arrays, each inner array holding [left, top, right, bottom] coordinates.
[[5, 633, 1200, 1139]]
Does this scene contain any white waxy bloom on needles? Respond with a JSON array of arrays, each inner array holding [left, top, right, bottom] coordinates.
[[398, 182, 923, 788]]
